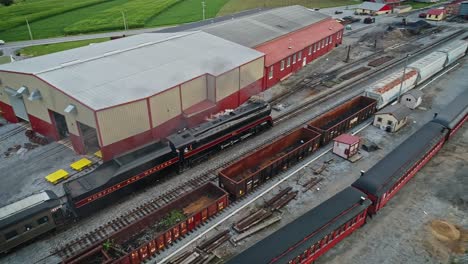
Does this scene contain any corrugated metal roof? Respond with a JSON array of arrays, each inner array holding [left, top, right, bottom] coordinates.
[[256, 18, 343, 66], [357, 2, 388, 11], [0, 32, 264, 110], [334, 134, 360, 145], [201, 5, 330, 48], [375, 104, 411, 121], [226, 187, 371, 264]]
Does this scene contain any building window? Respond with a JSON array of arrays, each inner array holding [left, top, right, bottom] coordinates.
[[37, 216, 49, 225], [287, 57, 291, 67], [387, 120, 393, 126], [308, 46, 312, 55], [325, 37, 329, 46], [317, 42, 320, 51], [322, 39, 325, 48], [24, 224, 33, 232], [280, 60, 285, 71], [377, 117, 382, 122], [268, 66, 274, 79], [5, 230, 18, 240], [329, 36, 333, 43], [293, 54, 296, 64], [406, 98, 411, 101], [298, 51, 302, 61]]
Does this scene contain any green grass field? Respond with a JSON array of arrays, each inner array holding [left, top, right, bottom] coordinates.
[[218, 0, 362, 16], [147, 0, 229, 27], [406, 1, 437, 10], [18, 38, 109, 57], [0, 56, 12, 65]]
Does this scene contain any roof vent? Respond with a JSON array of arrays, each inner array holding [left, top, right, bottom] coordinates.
[[360, 196, 366, 204], [28, 89, 42, 101], [64, 104, 77, 114]]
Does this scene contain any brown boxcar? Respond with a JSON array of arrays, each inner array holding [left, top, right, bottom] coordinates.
[[307, 96, 377, 145], [67, 183, 228, 264], [219, 127, 321, 199]]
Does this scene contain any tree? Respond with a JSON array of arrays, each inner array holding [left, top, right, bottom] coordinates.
[[0, 0, 14, 6]]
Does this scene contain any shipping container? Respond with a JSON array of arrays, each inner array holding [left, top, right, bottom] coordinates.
[[408, 51, 446, 84], [365, 70, 418, 109], [307, 96, 377, 144], [69, 183, 228, 264], [437, 40, 468, 66], [219, 127, 321, 199]]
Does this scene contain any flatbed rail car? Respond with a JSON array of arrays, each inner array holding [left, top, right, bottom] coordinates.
[[0, 191, 64, 253], [432, 88, 468, 138], [219, 127, 321, 199], [352, 122, 448, 214], [63, 183, 228, 264], [307, 96, 377, 145], [225, 187, 372, 264]]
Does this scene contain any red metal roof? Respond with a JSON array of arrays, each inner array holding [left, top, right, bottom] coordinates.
[[427, 9, 447, 15], [255, 18, 343, 66], [334, 134, 360, 145]]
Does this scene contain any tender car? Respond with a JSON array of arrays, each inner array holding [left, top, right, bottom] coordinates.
[[419, 12, 427, 18]]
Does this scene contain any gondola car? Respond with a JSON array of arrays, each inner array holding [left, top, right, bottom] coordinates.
[[225, 187, 372, 264], [0, 191, 64, 253], [64, 99, 272, 216]]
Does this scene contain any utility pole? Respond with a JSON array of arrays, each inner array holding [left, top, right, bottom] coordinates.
[[345, 45, 351, 63], [121, 11, 128, 30], [25, 18, 33, 40], [202, 1, 206, 20], [397, 54, 410, 103]]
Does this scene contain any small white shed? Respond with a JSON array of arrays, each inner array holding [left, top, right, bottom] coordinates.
[[333, 134, 360, 160], [401, 89, 423, 109]]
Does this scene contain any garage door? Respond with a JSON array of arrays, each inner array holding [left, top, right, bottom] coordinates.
[[7, 94, 29, 121]]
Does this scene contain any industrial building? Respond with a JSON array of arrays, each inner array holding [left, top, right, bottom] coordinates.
[[0, 6, 343, 160], [0, 32, 264, 160], [355, 2, 392, 15]]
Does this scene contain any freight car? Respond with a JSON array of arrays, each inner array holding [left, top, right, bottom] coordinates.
[[0, 191, 65, 253], [224, 89, 467, 264], [64, 99, 271, 216], [225, 187, 372, 264], [307, 96, 377, 145], [219, 127, 321, 199], [63, 183, 228, 264], [366, 39, 468, 109]]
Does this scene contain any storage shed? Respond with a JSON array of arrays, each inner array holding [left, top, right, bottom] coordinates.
[[0, 32, 265, 160], [200, 6, 344, 88], [333, 134, 360, 160], [401, 89, 423, 109], [373, 104, 411, 132], [355, 2, 392, 15], [426, 8, 447, 20]]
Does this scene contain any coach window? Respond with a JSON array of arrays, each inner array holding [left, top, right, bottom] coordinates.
[[287, 57, 291, 67], [281, 60, 285, 71], [293, 54, 296, 64], [298, 51, 302, 61], [5, 230, 18, 240], [37, 216, 49, 225], [268, 66, 274, 79]]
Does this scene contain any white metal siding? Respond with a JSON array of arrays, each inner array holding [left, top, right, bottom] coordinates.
[[216, 68, 239, 101], [408, 51, 446, 83], [181, 75, 207, 110], [437, 40, 468, 66], [240, 58, 264, 88], [207, 75, 216, 102], [150, 87, 181, 127], [97, 100, 150, 146]]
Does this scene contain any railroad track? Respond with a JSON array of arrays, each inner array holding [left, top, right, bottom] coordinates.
[[50, 28, 466, 264], [0, 122, 29, 142]]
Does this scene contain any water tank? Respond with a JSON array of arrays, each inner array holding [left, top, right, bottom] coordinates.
[[460, 1, 468, 16]]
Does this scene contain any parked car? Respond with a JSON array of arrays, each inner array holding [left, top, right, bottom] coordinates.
[[419, 12, 427, 18], [335, 10, 343, 14], [343, 16, 361, 23], [364, 17, 376, 24], [0, 40, 5, 45]]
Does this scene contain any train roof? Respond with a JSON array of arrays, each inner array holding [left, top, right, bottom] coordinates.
[[432, 88, 468, 129], [64, 141, 173, 198], [352, 122, 447, 196], [167, 99, 270, 149], [0, 191, 60, 229], [226, 187, 371, 264]]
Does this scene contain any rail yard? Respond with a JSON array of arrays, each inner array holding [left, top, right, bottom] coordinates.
[[0, 3, 467, 264]]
